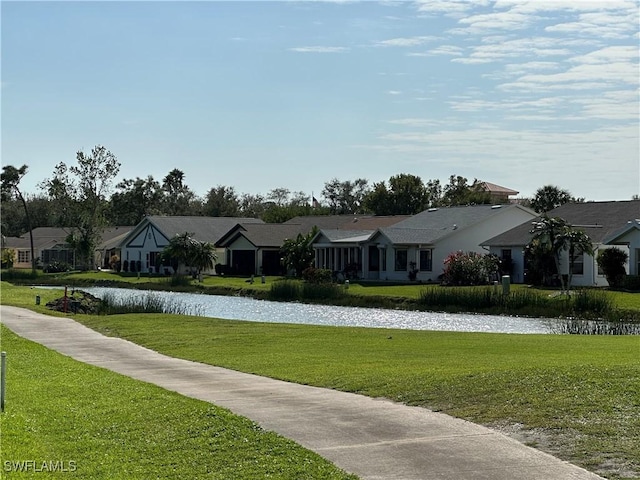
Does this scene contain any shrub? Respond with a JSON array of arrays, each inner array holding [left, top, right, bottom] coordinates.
[[302, 267, 333, 284], [597, 247, 628, 289], [442, 251, 499, 286]]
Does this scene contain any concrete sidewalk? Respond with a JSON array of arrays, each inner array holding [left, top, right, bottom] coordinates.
[[1, 306, 602, 480]]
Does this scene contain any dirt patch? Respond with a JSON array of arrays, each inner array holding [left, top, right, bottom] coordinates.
[[488, 421, 638, 480], [46, 290, 102, 314]]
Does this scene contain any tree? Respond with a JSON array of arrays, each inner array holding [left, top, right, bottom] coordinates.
[[189, 240, 218, 282], [280, 227, 318, 276], [41, 145, 120, 269], [530, 185, 572, 213], [162, 232, 197, 273], [1, 165, 36, 271], [203, 185, 240, 217], [364, 173, 430, 215], [162, 232, 217, 280], [262, 188, 315, 223], [597, 247, 628, 289], [441, 175, 491, 206], [529, 216, 593, 294], [109, 176, 162, 225], [441, 175, 470, 206], [161, 169, 200, 215], [563, 228, 594, 292], [321, 178, 370, 214], [239, 193, 267, 218]]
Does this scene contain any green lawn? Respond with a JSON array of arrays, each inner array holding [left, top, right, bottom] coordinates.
[[0, 326, 356, 479], [2, 281, 639, 479]]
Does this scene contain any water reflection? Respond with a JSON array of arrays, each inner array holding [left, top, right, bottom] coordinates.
[[80, 287, 552, 334]]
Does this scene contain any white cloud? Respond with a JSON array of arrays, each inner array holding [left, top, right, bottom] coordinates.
[[570, 45, 639, 64], [414, 0, 490, 15], [375, 36, 438, 47], [429, 45, 464, 56], [288, 46, 348, 53], [457, 11, 538, 32]]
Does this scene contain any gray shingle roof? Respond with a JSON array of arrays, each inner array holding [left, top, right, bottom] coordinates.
[[5, 226, 134, 250], [284, 214, 408, 231], [147, 216, 263, 244], [217, 223, 309, 248], [482, 200, 640, 246], [392, 204, 516, 230]]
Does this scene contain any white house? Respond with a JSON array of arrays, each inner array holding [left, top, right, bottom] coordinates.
[[118, 216, 263, 274], [312, 204, 538, 282], [482, 200, 640, 286]]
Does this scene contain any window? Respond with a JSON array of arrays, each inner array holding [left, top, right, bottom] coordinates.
[[381, 248, 387, 272], [394, 249, 407, 271], [501, 249, 512, 262], [419, 249, 432, 272], [18, 250, 30, 263], [571, 252, 584, 275]]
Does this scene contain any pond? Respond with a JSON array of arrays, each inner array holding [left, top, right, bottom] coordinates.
[[79, 287, 553, 334]]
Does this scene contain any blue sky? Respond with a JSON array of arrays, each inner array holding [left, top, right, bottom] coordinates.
[[2, 0, 639, 202]]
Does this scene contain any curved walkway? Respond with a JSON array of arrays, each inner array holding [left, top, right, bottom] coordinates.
[[1, 306, 603, 480]]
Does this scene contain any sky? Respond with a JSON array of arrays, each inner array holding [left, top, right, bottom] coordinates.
[[2, 0, 639, 203]]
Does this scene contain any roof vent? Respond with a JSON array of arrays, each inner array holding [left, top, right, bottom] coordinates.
[[428, 208, 438, 212], [452, 224, 457, 230]]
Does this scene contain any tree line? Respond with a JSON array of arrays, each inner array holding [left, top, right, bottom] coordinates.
[[2, 144, 588, 268]]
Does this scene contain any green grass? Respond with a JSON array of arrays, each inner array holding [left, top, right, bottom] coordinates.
[[65, 314, 640, 480], [0, 326, 356, 480], [2, 281, 640, 479]]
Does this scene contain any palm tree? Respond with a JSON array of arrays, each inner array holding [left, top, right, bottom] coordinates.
[[162, 232, 197, 276], [162, 232, 217, 281], [529, 216, 593, 294], [190, 241, 217, 282], [563, 228, 593, 292]]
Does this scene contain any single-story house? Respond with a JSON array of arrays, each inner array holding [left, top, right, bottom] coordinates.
[[482, 200, 640, 286], [216, 223, 312, 276], [216, 215, 410, 276], [118, 216, 264, 274], [312, 204, 538, 282], [2, 226, 133, 270]]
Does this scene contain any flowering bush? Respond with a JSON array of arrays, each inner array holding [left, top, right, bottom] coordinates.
[[442, 251, 499, 286]]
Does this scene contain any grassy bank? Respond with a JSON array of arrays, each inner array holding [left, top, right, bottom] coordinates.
[[0, 326, 356, 480]]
